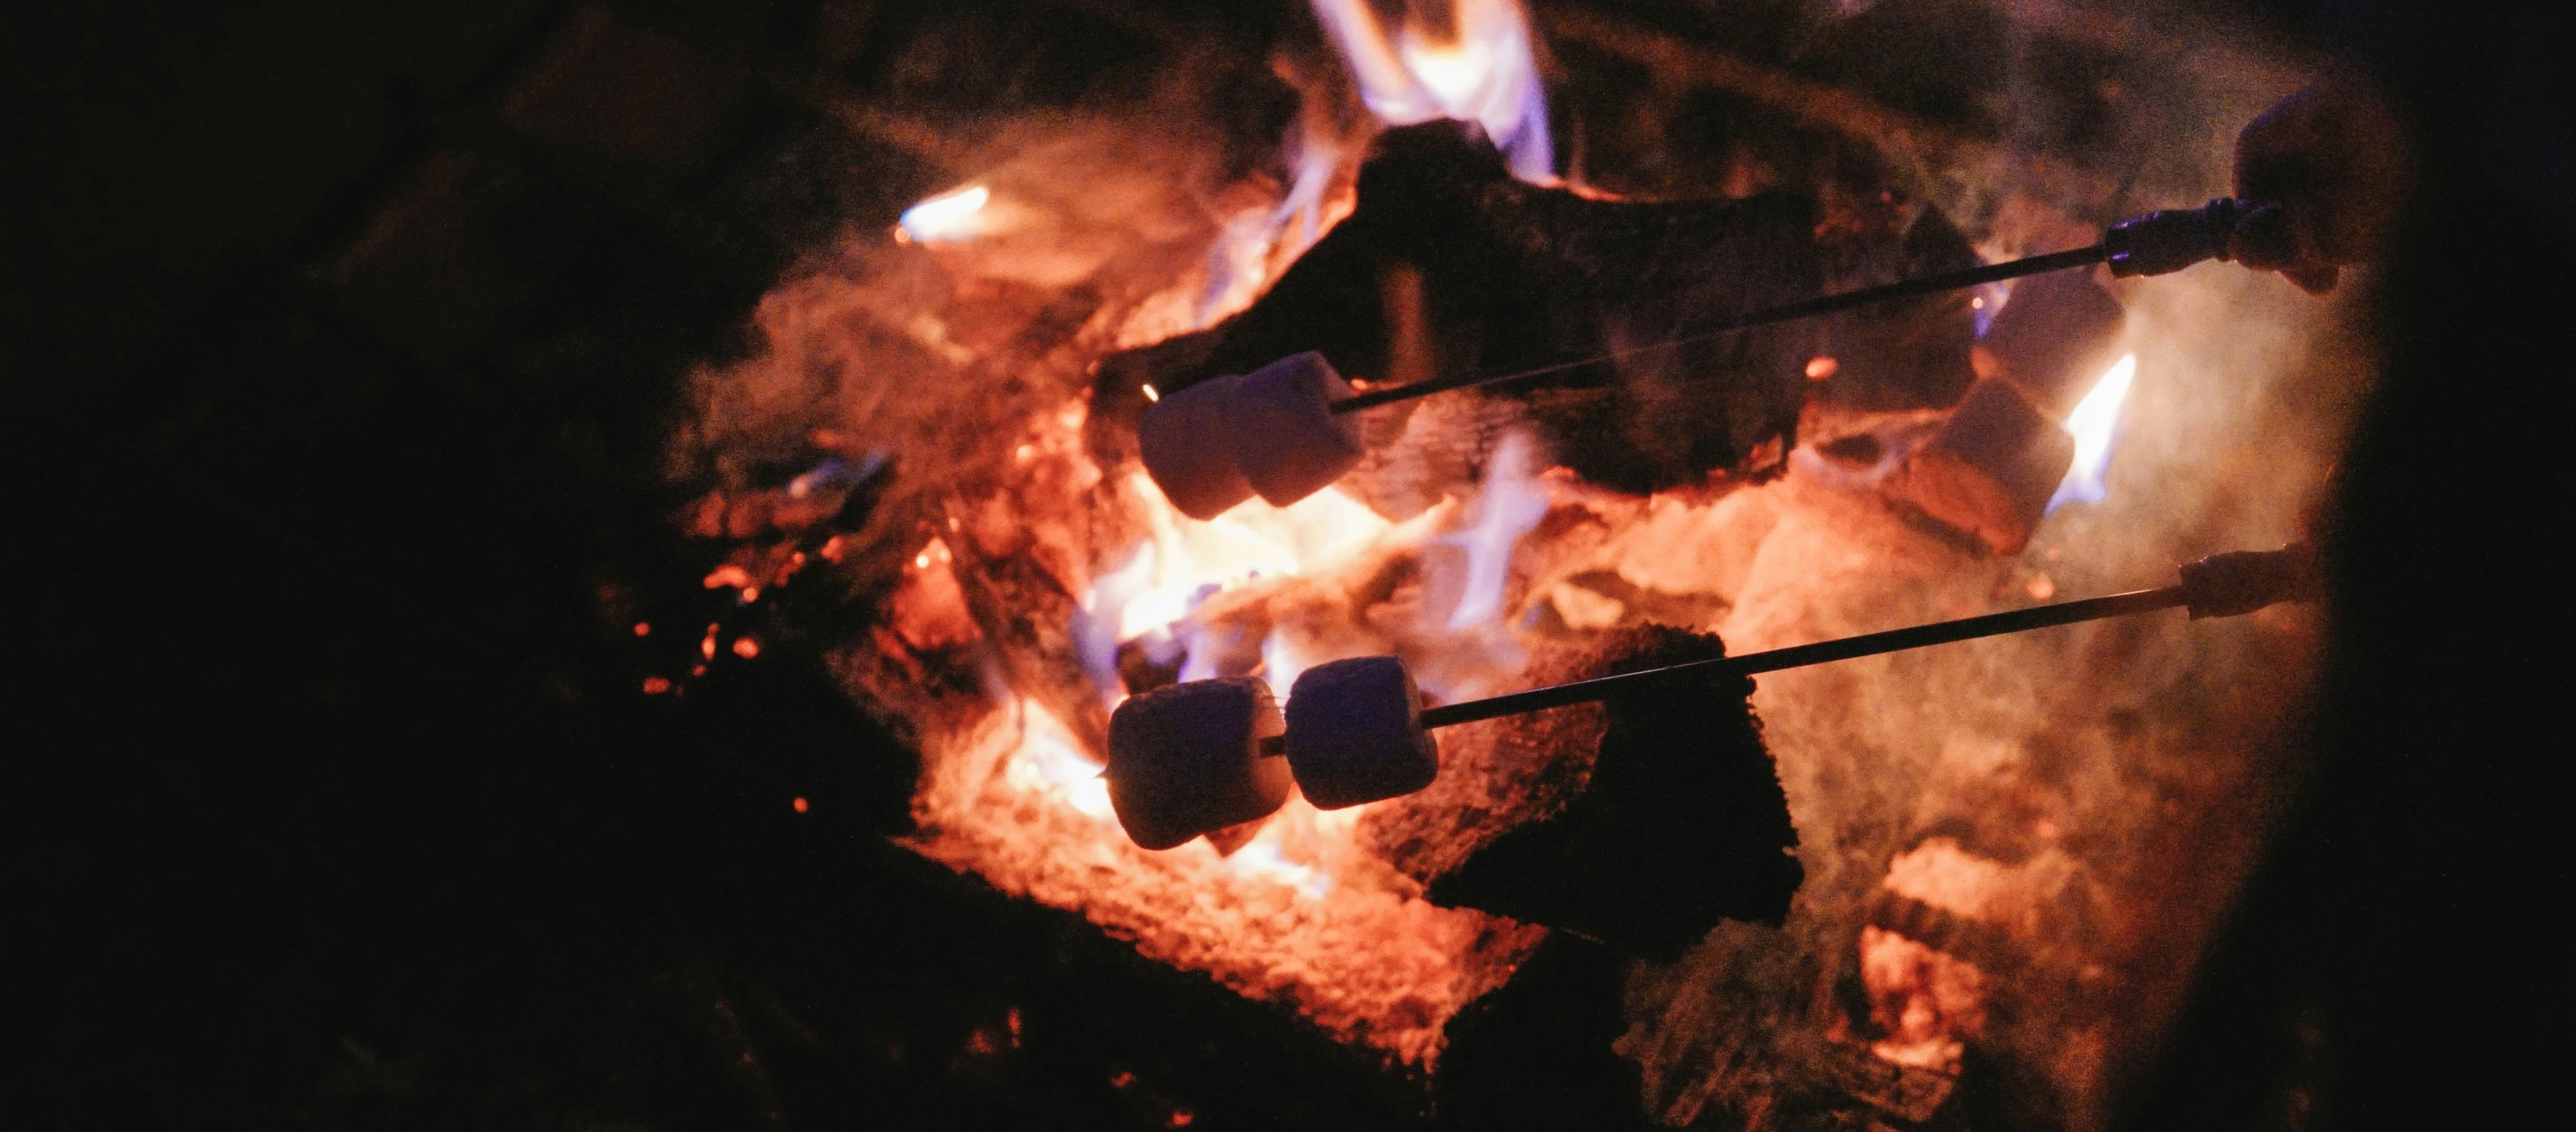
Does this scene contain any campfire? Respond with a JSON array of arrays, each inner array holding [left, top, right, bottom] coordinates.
[[670, 2, 2361, 1125]]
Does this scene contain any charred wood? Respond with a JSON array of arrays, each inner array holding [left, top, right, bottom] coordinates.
[[1809, 196, 1986, 411], [1101, 123, 1824, 495], [1370, 625, 1802, 961]]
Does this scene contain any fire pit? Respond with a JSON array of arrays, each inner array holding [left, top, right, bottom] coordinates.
[[668, 1, 2364, 1125]]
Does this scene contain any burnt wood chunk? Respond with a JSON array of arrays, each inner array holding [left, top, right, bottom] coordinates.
[[1880, 376, 2075, 556], [1100, 123, 1824, 494], [1389, 626, 1802, 961]]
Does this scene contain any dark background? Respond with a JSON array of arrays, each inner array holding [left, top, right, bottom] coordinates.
[[5, 1, 2569, 1129]]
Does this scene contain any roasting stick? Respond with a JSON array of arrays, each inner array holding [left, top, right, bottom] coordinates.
[[1241, 544, 2320, 763], [1137, 198, 2295, 521], [1414, 585, 2182, 728], [1327, 196, 2287, 415], [1329, 245, 2108, 413], [1119, 546, 2312, 846]]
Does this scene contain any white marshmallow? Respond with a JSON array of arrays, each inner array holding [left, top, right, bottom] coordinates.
[[1284, 655, 1439, 809], [1229, 352, 1366, 507], [1136, 373, 1257, 520], [1105, 677, 1292, 849]]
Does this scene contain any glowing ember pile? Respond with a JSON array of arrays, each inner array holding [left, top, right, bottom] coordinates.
[[675, 0, 2363, 1121]]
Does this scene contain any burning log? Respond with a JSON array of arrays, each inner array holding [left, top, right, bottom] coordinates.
[[1100, 122, 1824, 496], [1807, 192, 1985, 412], [1369, 625, 1802, 961]]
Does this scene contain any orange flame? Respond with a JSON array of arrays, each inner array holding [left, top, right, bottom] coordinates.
[[2049, 353, 2136, 511], [1309, 0, 1554, 180]]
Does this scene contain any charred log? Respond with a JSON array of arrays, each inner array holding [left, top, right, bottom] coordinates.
[[1810, 199, 1987, 411], [1373, 625, 1802, 962], [1433, 936, 1649, 1130], [1100, 122, 1824, 495]]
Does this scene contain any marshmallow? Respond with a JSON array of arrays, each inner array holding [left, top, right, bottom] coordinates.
[[1979, 272, 2125, 416], [1883, 376, 2073, 555], [1105, 677, 1292, 849], [1137, 373, 1257, 520], [1284, 656, 1439, 809], [1228, 352, 1366, 507]]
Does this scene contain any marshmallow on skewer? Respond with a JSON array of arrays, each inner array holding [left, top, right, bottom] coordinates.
[[1229, 352, 1367, 507], [1882, 375, 2074, 555], [1136, 372, 1258, 520], [1284, 656, 1439, 809], [1105, 677, 1293, 849], [1976, 271, 2125, 417]]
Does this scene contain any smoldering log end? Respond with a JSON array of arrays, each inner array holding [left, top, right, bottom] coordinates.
[[1422, 625, 1802, 962]]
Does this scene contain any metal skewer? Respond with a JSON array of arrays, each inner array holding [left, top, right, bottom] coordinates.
[[1327, 196, 2281, 415], [1406, 544, 2316, 730]]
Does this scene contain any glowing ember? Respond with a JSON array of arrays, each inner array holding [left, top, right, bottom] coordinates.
[[1309, 0, 1554, 181], [1859, 925, 1988, 1072], [895, 184, 990, 243], [910, 696, 1542, 1066], [2048, 353, 2136, 512]]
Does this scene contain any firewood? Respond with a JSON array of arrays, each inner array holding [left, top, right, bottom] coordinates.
[[1100, 123, 1824, 495], [1365, 625, 1802, 961]]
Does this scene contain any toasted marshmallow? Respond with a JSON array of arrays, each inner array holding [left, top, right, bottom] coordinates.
[[1105, 677, 1292, 849], [1137, 373, 1258, 520], [1284, 655, 1439, 809], [1228, 352, 1366, 507]]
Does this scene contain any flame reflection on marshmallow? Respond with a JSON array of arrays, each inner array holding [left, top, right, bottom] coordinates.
[[897, 184, 992, 243], [2047, 353, 2136, 514]]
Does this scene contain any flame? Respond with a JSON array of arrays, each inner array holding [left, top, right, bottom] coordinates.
[[1001, 699, 1119, 822], [1076, 473, 1392, 702], [1438, 432, 1550, 630], [2048, 353, 2136, 513], [895, 184, 991, 243], [1309, 0, 1554, 181]]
